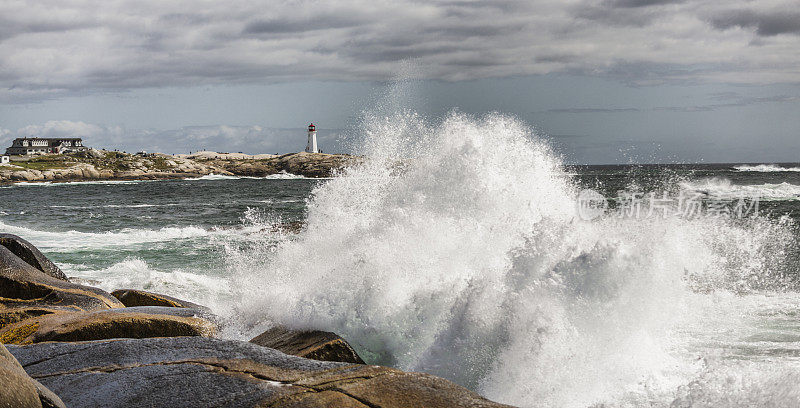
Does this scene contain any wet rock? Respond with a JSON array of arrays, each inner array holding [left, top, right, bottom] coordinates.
[[111, 288, 207, 310], [250, 325, 365, 364], [8, 337, 513, 408], [0, 245, 123, 311], [0, 306, 215, 344], [0, 233, 68, 281]]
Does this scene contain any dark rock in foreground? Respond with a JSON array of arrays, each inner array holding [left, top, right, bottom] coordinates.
[[0, 243, 123, 312], [8, 337, 513, 408], [1, 342, 65, 408], [0, 306, 215, 344], [0, 234, 68, 281], [250, 325, 366, 364]]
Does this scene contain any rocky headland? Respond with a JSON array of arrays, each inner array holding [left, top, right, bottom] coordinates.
[[0, 233, 514, 407], [0, 150, 357, 184]]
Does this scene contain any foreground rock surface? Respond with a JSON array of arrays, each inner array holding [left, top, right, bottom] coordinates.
[[0, 234, 68, 281], [250, 325, 366, 364], [0, 243, 123, 313], [0, 306, 215, 344], [8, 337, 513, 408], [1, 342, 65, 408]]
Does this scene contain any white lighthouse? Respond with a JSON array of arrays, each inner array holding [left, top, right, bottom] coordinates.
[[305, 123, 318, 153]]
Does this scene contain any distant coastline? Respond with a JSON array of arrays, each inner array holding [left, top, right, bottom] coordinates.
[[0, 149, 357, 184]]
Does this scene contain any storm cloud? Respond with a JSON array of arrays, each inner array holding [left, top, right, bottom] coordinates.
[[709, 9, 800, 36], [1, 0, 799, 103]]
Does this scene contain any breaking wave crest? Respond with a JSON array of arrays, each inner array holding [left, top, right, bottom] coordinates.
[[188, 171, 316, 181], [2, 180, 153, 188], [0, 221, 211, 251], [681, 178, 800, 200], [733, 164, 800, 172], [64, 258, 233, 315], [228, 111, 795, 407]]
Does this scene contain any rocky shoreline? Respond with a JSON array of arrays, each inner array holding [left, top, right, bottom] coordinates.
[[0, 150, 357, 184], [1, 233, 513, 407]]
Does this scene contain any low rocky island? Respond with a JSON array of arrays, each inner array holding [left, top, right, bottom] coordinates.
[[0, 150, 357, 184], [0, 233, 513, 407]]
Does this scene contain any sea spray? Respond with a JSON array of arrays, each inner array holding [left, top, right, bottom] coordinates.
[[225, 112, 794, 407], [681, 177, 800, 201]]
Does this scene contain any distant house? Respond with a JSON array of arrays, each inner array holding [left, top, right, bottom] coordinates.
[[1, 155, 8, 164], [4, 138, 89, 155]]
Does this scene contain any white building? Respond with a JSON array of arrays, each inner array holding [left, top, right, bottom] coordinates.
[[0, 155, 9, 164], [5, 138, 89, 155], [305, 123, 318, 153]]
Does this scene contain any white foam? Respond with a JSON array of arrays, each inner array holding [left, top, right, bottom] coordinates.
[[0, 220, 213, 252], [49, 203, 182, 209], [186, 174, 248, 180], [63, 258, 234, 315], [733, 164, 800, 172], [186, 172, 316, 181], [262, 171, 317, 180], [5, 180, 154, 187], [681, 178, 800, 200]]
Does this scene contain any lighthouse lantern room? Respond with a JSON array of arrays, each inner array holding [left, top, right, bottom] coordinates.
[[305, 123, 318, 153]]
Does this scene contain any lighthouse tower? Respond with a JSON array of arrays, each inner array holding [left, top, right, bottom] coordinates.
[[305, 123, 318, 153]]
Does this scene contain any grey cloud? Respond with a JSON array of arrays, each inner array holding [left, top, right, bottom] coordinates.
[[572, 60, 741, 86], [243, 14, 368, 34], [442, 58, 499, 67], [0, 18, 95, 43], [547, 107, 641, 113], [574, 3, 661, 27], [604, 0, 685, 8], [707, 91, 740, 100], [421, 22, 527, 39], [158, 13, 213, 25], [535, 54, 578, 64], [709, 10, 800, 36], [544, 94, 796, 114], [653, 105, 714, 112], [346, 44, 464, 64], [2, 0, 800, 104]]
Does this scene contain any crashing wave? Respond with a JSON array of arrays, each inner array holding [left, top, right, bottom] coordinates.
[[225, 110, 794, 407]]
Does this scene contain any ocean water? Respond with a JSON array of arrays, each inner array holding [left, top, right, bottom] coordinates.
[[4, 113, 800, 407]]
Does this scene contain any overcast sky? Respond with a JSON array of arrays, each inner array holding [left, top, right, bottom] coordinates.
[[1, 0, 799, 164]]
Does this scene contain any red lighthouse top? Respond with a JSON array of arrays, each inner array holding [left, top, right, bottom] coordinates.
[[308, 123, 315, 131]]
